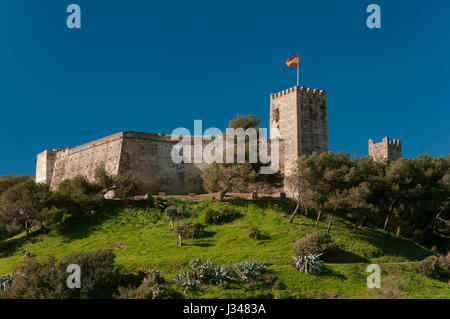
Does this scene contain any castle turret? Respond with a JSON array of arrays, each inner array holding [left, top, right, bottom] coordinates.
[[368, 137, 402, 162], [270, 85, 328, 175]]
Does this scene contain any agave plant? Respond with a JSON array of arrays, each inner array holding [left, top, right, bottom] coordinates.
[[0, 272, 14, 291], [231, 261, 265, 282], [208, 264, 232, 286], [173, 271, 200, 291], [292, 253, 324, 275]]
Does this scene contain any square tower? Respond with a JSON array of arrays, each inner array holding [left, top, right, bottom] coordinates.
[[270, 86, 328, 175], [368, 137, 401, 162]]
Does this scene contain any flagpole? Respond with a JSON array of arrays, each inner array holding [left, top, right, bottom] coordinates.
[[296, 53, 299, 87]]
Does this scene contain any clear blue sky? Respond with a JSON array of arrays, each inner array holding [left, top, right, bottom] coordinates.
[[0, 0, 449, 176]]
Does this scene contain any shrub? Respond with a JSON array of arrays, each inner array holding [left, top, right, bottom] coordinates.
[[229, 261, 265, 283], [173, 259, 232, 291], [116, 269, 170, 299], [204, 207, 240, 224], [59, 249, 118, 298], [292, 232, 336, 262], [164, 205, 184, 227], [182, 222, 204, 239], [3, 255, 69, 299], [438, 251, 450, 272], [292, 254, 324, 275], [154, 198, 173, 211], [248, 226, 261, 240], [417, 256, 439, 278]]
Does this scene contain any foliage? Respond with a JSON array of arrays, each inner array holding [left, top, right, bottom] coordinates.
[[202, 163, 256, 201], [116, 269, 172, 299], [51, 175, 101, 218], [417, 256, 440, 278], [292, 254, 324, 275], [248, 226, 261, 240], [0, 273, 14, 291], [173, 259, 232, 291], [94, 165, 143, 199], [180, 222, 204, 239], [292, 232, 337, 262], [59, 249, 118, 298], [164, 205, 184, 227], [204, 207, 240, 224], [229, 261, 265, 282], [0, 179, 56, 239], [438, 251, 450, 273], [3, 254, 69, 298]]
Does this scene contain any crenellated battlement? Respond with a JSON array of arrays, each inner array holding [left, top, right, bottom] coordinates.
[[270, 86, 326, 99], [368, 137, 402, 162]]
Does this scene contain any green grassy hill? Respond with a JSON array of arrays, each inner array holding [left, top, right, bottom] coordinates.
[[1, 196, 449, 298]]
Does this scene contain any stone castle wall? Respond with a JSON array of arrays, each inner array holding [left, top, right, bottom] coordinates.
[[36, 86, 327, 195], [36, 131, 208, 195], [368, 137, 402, 162], [270, 86, 328, 175]]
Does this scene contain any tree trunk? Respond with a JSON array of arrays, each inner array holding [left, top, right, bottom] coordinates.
[[327, 215, 334, 233], [218, 191, 225, 202], [396, 226, 401, 238], [289, 201, 301, 223], [361, 216, 367, 228], [178, 234, 183, 246], [353, 218, 360, 234], [315, 210, 322, 227], [25, 220, 29, 240], [170, 219, 174, 228], [383, 215, 389, 230]]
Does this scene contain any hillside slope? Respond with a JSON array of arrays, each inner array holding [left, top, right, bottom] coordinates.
[[0, 197, 448, 298]]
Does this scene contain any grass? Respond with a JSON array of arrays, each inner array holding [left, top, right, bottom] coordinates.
[[0, 196, 448, 298]]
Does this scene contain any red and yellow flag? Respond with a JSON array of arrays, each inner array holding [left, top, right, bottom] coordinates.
[[286, 54, 299, 67]]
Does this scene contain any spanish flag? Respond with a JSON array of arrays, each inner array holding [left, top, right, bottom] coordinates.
[[286, 54, 299, 67]]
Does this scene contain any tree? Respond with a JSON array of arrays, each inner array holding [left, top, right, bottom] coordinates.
[[0, 180, 54, 239], [202, 163, 256, 201], [202, 114, 282, 201], [285, 156, 315, 223], [51, 175, 101, 218], [0, 175, 32, 196], [164, 205, 184, 228], [94, 165, 143, 203]]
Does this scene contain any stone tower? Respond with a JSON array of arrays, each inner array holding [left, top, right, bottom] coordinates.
[[270, 85, 328, 175], [368, 137, 402, 162]]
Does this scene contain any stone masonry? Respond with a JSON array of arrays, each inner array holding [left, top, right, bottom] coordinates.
[[368, 137, 402, 162], [270, 85, 328, 175], [36, 86, 328, 195]]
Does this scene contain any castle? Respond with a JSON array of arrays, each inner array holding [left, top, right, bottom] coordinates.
[[368, 137, 402, 162], [35, 85, 400, 195]]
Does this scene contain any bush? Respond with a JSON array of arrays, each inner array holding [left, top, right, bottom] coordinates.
[[182, 222, 204, 239], [248, 226, 261, 240], [292, 232, 336, 262], [3, 255, 69, 299], [292, 254, 324, 275], [229, 261, 265, 283], [173, 259, 232, 291], [417, 256, 440, 278], [51, 176, 101, 217], [116, 269, 175, 299], [204, 207, 240, 224], [438, 251, 450, 272], [59, 249, 118, 298]]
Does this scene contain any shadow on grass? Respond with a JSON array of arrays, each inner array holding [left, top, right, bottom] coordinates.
[[364, 232, 431, 261], [198, 231, 216, 239], [329, 248, 370, 263], [0, 228, 49, 259], [320, 266, 347, 280], [192, 243, 214, 248]]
